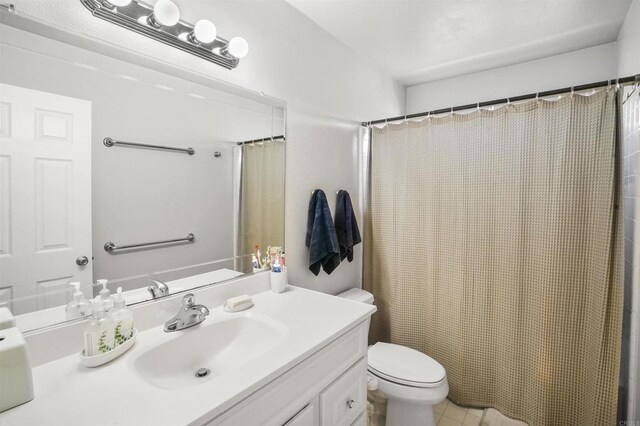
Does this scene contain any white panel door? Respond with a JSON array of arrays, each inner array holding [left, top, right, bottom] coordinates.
[[0, 83, 92, 315]]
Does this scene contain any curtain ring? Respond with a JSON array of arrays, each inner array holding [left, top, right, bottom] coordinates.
[[476, 102, 480, 112], [616, 78, 620, 90], [570, 86, 575, 97], [404, 114, 407, 123]]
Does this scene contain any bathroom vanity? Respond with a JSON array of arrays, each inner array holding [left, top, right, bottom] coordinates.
[[0, 274, 375, 425]]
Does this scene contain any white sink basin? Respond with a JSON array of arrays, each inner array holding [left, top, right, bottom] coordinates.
[[132, 313, 288, 389]]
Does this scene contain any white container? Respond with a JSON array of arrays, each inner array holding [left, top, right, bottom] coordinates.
[[79, 329, 137, 368], [0, 327, 34, 412], [270, 267, 288, 293]]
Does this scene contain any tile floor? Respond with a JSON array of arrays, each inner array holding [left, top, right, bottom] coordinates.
[[433, 398, 484, 426]]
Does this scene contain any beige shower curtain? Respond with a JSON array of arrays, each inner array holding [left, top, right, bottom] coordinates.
[[364, 90, 623, 425], [238, 140, 285, 271]]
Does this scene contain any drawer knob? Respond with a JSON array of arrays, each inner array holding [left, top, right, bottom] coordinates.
[[347, 399, 355, 409]]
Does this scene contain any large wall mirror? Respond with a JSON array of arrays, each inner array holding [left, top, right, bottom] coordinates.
[[0, 10, 286, 332]]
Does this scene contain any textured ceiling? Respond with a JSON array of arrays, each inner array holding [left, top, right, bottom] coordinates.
[[287, 0, 632, 86]]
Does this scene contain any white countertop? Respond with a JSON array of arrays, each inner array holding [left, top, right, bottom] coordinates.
[[0, 286, 375, 425]]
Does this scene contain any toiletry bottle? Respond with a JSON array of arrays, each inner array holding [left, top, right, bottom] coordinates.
[[110, 287, 134, 346], [83, 299, 115, 356], [255, 245, 262, 268], [97, 279, 114, 312], [65, 282, 93, 320]]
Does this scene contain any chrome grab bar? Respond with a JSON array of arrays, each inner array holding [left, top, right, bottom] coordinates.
[[103, 137, 195, 155], [104, 233, 195, 253]]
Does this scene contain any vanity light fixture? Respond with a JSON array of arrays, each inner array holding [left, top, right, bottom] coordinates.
[[223, 36, 249, 59], [102, 0, 131, 10], [147, 0, 179, 27], [189, 19, 217, 44], [80, 0, 248, 69]]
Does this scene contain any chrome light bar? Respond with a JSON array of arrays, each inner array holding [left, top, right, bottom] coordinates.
[[79, 0, 245, 69]]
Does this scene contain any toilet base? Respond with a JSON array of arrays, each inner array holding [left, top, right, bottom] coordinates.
[[386, 398, 435, 426]]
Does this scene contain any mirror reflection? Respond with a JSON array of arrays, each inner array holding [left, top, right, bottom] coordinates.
[[0, 19, 285, 331]]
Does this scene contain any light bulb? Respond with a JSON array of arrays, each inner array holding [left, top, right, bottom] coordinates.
[[109, 0, 131, 6], [192, 19, 217, 44], [151, 0, 180, 27], [227, 37, 249, 59]]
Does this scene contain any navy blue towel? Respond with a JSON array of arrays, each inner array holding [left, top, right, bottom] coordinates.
[[306, 189, 340, 275], [334, 190, 361, 262]]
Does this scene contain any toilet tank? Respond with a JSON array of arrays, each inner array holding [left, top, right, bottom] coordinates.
[[337, 288, 374, 304]]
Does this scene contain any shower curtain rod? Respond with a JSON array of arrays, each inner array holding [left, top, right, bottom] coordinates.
[[237, 135, 285, 145], [362, 74, 640, 126]]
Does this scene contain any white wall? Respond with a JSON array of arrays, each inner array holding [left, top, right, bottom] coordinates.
[[618, 0, 640, 77], [622, 83, 640, 425], [405, 42, 618, 114], [618, 0, 640, 422], [11, 0, 405, 295]]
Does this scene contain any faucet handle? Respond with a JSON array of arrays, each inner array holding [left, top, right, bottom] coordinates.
[[182, 293, 196, 308], [148, 279, 169, 299]]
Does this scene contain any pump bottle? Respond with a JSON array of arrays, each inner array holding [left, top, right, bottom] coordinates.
[[65, 282, 92, 320], [110, 287, 134, 346]]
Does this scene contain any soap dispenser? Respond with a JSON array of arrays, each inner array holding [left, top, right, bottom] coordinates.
[[83, 299, 114, 357], [97, 279, 114, 312], [111, 287, 134, 346], [65, 282, 92, 320]]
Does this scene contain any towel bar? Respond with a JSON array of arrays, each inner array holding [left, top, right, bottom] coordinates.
[[104, 137, 195, 155], [104, 234, 195, 253]]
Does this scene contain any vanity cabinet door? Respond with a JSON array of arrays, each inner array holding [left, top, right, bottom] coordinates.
[[320, 358, 367, 426]]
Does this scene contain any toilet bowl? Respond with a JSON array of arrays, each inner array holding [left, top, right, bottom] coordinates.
[[338, 288, 449, 426]]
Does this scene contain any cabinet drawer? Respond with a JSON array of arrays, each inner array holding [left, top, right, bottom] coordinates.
[[320, 358, 367, 426], [351, 413, 365, 426], [284, 403, 315, 426]]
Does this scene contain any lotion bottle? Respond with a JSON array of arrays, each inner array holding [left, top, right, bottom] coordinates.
[[83, 299, 114, 356], [65, 282, 92, 320], [110, 287, 134, 346], [97, 279, 114, 312]]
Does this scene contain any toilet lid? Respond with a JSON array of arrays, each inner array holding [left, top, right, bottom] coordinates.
[[368, 342, 446, 388]]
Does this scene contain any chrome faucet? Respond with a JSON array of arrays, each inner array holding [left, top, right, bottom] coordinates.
[[164, 293, 209, 332], [148, 279, 169, 299]]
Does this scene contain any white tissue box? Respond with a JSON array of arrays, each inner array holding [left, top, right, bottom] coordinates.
[[0, 307, 16, 331], [0, 327, 34, 412]]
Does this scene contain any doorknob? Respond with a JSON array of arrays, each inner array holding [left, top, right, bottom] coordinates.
[[76, 256, 89, 266]]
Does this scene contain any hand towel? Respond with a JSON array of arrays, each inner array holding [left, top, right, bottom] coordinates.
[[306, 189, 340, 275], [334, 190, 361, 262]]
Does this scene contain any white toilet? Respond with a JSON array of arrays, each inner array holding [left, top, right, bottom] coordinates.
[[338, 288, 449, 426]]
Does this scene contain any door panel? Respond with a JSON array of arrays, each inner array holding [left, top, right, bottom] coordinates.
[[0, 83, 92, 315]]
